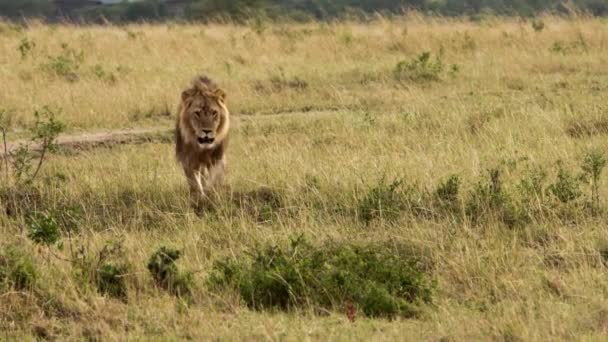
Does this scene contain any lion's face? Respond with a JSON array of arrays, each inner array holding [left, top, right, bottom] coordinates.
[[181, 88, 228, 149]]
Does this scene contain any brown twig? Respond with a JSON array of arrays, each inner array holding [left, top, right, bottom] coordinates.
[[28, 138, 48, 182], [2, 128, 8, 183]]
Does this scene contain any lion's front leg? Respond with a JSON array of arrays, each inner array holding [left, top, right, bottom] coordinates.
[[206, 157, 226, 190], [184, 166, 207, 205]]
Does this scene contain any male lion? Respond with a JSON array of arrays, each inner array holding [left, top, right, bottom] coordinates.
[[175, 75, 230, 205]]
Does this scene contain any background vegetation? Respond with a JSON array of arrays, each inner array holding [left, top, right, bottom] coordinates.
[[1, 14, 608, 340], [1, 0, 608, 22]]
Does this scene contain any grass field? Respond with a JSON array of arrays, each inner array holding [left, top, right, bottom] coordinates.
[[2, 15, 608, 340]]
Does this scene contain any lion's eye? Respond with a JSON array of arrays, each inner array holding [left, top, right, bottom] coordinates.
[[193, 110, 201, 117]]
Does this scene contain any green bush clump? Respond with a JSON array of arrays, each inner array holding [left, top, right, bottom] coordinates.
[[208, 237, 434, 319], [394, 52, 446, 83], [466, 169, 525, 227], [547, 166, 581, 204], [147, 247, 192, 298], [27, 212, 61, 246], [358, 178, 410, 223], [96, 263, 129, 300], [72, 242, 130, 301], [42, 43, 84, 82], [434, 174, 461, 215], [0, 246, 37, 291]]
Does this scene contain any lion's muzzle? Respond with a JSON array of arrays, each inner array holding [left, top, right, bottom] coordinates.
[[197, 129, 215, 145]]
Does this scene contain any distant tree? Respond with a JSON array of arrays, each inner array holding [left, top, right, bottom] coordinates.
[[124, 0, 168, 21], [1, 0, 608, 22], [582, 0, 608, 15], [0, 0, 53, 18]]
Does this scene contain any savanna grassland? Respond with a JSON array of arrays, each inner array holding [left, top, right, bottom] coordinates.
[[2, 15, 608, 340]]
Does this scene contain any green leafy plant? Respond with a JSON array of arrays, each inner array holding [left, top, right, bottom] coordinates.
[[0, 245, 37, 291], [92, 64, 118, 84], [8, 106, 65, 184], [435, 174, 460, 204], [547, 165, 581, 204], [358, 178, 409, 223], [42, 43, 85, 82], [18, 37, 35, 59], [581, 149, 606, 214], [394, 52, 446, 82], [466, 169, 524, 227], [96, 263, 129, 300], [434, 174, 461, 214], [147, 246, 192, 298], [208, 236, 434, 319], [531, 19, 545, 32], [72, 242, 130, 301], [27, 212, 61, 246]]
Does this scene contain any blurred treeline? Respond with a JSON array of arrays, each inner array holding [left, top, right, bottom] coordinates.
[[1, 0, 606, 22]]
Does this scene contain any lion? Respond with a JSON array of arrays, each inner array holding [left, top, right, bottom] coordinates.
[[175, 75, 230, 205]]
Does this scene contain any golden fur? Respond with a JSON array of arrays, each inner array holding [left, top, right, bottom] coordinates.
[[175, 75, 230, 203]]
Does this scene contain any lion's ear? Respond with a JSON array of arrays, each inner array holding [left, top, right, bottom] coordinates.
[[213, 88, 226, 102], [181, 88, 196, 102]]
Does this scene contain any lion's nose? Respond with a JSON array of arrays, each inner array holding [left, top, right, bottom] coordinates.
[[202, 129, 212, 135]]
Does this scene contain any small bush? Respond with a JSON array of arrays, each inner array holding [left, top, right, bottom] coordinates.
[[27, 212, 61, 246], [92, 64, 118, 84], [394, 52, 447, 83], [434, 174, 461, 215], [208, 237, 434, 319], [96, 263, 128, 300], [517, 165, 548, 217], [0, 246, 37, 291], [42, 43, 84, 82], [547, 166, 581, 204], [8, 106, 65, 184], [18, 37, 35, 59], [435, 174, 460, 204], [72, 242, 130, 301], [147, 247, 192, 298], [518, 165, 547, 201], [531, 19, 545, 32], [358, 178, 409, 223], [466, 169, 524, 227], [581, 149, 606, 213]]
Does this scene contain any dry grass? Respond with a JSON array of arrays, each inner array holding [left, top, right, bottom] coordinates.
[[1, 15, 608, 340]]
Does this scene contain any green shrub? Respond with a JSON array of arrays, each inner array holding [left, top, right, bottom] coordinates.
[[27, 212, 61, 246], [466, 169, 524, 227], [9, 106, 65, 184], [147, 247, 192, 298], [208, 237, 434, 319], [547, 166, 581, 204], [18, 37, 35, 59], [517, 165, 547, 201], [358, 178, 410, 223], [531, 19, 545, 32], [394, 52, 445, 83], [72, 242, 130, 301], [0, 246, 37, 291], [435, 174, 461, 209], [96, 263, 128, 301], [581, 149, 606, 214], [92, 64, 118, 84], [516, 165, 548, 217], [42, 43, 84, 82]]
